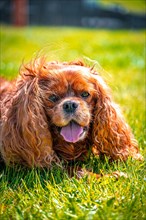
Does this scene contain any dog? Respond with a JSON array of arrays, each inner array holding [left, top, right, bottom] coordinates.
[[0, 58, 143, 178]]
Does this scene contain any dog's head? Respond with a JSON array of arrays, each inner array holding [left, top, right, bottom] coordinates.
[[37, 61, 98, 143]]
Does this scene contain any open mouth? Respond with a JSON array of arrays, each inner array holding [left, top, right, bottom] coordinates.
[[59, 121, 88, 143]]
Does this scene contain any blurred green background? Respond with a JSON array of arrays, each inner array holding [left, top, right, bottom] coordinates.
[[102, 0, 146, 13]]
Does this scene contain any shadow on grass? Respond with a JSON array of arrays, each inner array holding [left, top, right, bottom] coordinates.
[[0, 155, 133, 191]]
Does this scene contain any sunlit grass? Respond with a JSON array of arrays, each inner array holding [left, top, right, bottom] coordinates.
[[0, 26, 145, 220]]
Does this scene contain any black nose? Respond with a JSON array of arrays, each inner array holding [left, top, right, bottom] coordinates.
[[63, 101, 78, 114]]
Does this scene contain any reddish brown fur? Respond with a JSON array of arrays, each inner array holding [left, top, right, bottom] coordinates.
[[0, 58, 143, 169]]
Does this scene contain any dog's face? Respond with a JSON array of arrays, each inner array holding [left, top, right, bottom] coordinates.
[[39, 64, 97, 143]]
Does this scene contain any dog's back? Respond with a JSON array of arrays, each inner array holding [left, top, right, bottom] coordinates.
[[0, 77, 16, 120], [0, 78, 13, 100]]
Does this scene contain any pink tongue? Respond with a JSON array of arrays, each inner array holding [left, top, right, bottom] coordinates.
[[60, 121, 83, 143]]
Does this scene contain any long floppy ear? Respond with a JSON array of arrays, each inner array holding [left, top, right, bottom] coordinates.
[[1, 60, 59, 167], [92, 74, 143, 161]]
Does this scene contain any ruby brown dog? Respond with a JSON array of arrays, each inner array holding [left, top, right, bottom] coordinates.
[[0, 58, 143, 176]]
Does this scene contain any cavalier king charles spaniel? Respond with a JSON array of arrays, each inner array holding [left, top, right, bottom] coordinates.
[[0, 58, 143, 178]]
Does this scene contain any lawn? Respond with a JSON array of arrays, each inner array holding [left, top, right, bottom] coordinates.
[[0, 26, 146, 220]]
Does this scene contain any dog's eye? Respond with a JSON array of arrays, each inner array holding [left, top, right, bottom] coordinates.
[[81, 91, 90, 98], [49, 95, 59, 102]]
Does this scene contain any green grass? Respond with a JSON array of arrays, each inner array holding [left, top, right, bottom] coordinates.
[[101, 0, 146, 13], [0, 26, 146, 220]]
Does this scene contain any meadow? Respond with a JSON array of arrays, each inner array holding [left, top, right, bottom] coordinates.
[[0, 26, 145, 220]]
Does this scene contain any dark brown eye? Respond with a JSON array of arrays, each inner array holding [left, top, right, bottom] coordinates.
[[81, 91, 90, 98], [49, 94, 59, 102]]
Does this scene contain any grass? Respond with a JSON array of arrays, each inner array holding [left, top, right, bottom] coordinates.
[[0, 26, 146, 220], [102, 0, 146, 13]]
